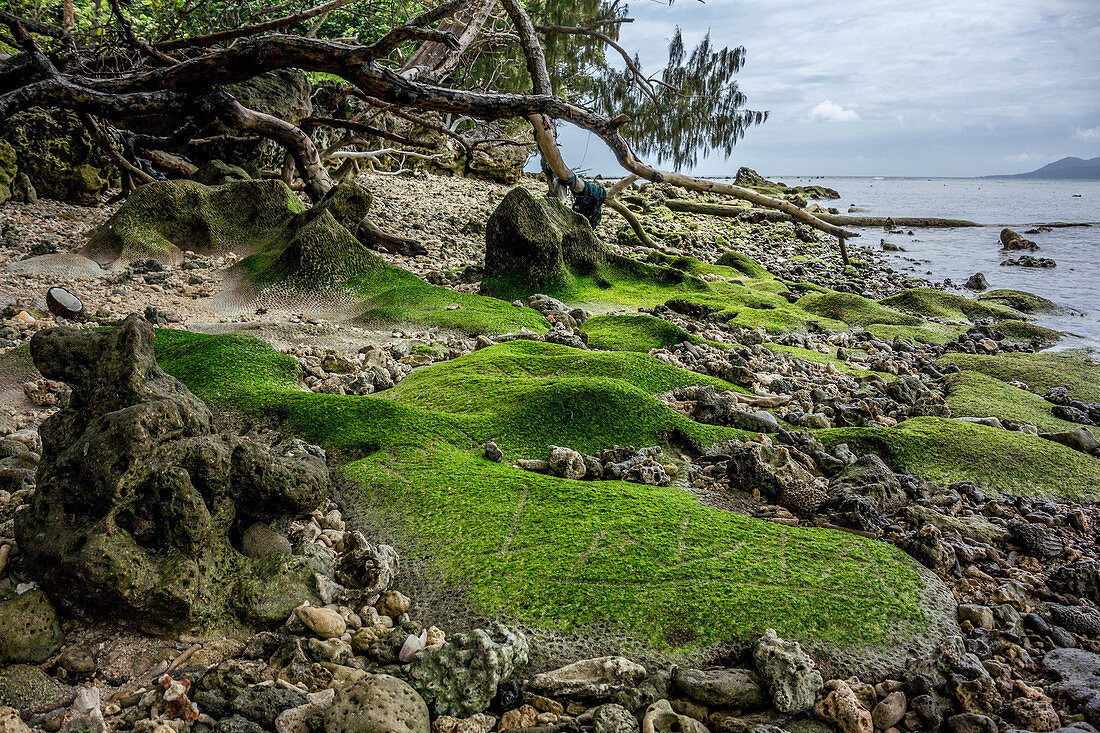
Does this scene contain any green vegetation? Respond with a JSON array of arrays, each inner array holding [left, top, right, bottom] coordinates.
[[822, 417, 1100, 499], [977, 289, 1057, 314], [714, 250, 773, 278], [939, 351, 1100, 402], [879, 287, 1019, 323], [945, 370, 1093, 435], [580, 314, 702, 352], [154, 329, 931, 651]]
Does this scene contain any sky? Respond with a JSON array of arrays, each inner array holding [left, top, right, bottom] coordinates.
[[549, 0, 1100, 178]]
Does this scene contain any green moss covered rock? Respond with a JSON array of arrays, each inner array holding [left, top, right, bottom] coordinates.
[[0, 110, 115, 204], [0, 589, 64, 664]]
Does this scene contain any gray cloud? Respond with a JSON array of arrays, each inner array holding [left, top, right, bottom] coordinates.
[[553, 0, 1100, 177]]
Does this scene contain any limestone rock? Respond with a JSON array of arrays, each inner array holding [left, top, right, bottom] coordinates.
[[408, 624, 528, 717], [528, 656, 648, 701], [0, 588, 64, 663], [814, 680, 872, 733], [589, 703, 641, 733], [549, 445, 587, 480], [483, 187, 607, 297], [753, 629, 823, 715], [641, 699, 708, 733], [295, 606, 346, 640], [15, 315, 328, 631], [0, 707, 30, 733], [728, 441, 828, 518], [0, 665, 66, 710], [431, 713, 496, 733], [275, 688, 335, 733], [323, 674, 429, 733], [672, 667, 765, 709], [871, 690, 907, 729], [498, 704, 539, 731], [241, 523, 293, 558]]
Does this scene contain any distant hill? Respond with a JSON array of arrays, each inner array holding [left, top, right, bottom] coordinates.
[[987, 156, 1100, 180]]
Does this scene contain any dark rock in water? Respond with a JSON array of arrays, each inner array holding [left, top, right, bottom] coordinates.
[[482, 187, 607, 297], [15, 314, 329, 631], [1009, 521, 1064, 558], [1002, 255, 1056, 267], [1000, 228, 1039, 251], [964, 272, 988, 291], [1050, 559, 1100, 603]]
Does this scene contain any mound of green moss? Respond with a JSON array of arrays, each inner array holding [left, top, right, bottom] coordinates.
[[154, 330, 939, 653], [822, 417, 1100, 499], [944, 370, 1093, 435], [879, 288, 1020, 323], [939, 351, 1100, 402], [580, 314, 702, 352]]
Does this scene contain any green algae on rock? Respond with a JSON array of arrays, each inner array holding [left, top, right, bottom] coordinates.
[[154, 329, 955, 666]]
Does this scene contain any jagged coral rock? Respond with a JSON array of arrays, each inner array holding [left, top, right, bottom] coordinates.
[[407, 623, 529, 717], [15, 315, 329, 630]]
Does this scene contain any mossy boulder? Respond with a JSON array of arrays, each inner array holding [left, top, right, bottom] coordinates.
[[0, 665, 66, 710], [0, 109, 115, 204], [84, 178, 304, 267], [716, 250, 772, 278], [482, 187, 608, 297], [0, 589, 64, 664], [0, 140, 16, 204], [15, 315, 328, 631]]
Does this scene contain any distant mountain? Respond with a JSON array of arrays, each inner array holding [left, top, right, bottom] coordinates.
[[986, 156, 1100, 180]]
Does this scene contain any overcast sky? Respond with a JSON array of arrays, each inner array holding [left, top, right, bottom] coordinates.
[[552, 0, 1100, 178]]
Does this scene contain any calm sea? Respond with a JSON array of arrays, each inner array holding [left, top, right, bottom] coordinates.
[[771, 177, 1100, 350]]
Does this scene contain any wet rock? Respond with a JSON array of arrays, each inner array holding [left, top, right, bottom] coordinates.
[[871, 690, 907, 729], [408, 624, 528, 717], [240, 523, 293, 558], [0, 664, 66, 710], [323, 674, 429, 733], [964, 273, 988, 291], [587, 703, 640, 733], [1010, 521, 1064, 559], [945, 713, 997, 733], [15, 315, 329, 630], [672, 667, 765, 709], [0, 588, 64, 663], [528, 656, 647, 701], [1050, 605, 1100, 637], [1041, 427, 1100, 454], [753, 629, 823, 715], [1001, 229, 1039, 251], [641, 700, 708, 733], [295, 606, 346, 640]]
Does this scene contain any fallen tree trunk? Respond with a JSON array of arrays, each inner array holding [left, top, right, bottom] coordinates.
[[664, 199, 980, 228]]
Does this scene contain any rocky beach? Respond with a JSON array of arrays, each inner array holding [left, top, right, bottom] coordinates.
[[0, 152, 1098, 733]]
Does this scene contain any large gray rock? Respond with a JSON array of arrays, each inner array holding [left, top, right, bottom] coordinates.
[[641, 699, 708, 733], [482, 187, 608, 298], [1045, 648, 1100, 720], [323, 674, 428, 733], [549, 445, 587, 480], [528, 656, 648, 701], [15, 315, 329, 631], [752, 629, 823, 715], [672, 667, 765, 709], [0, 589, 64, 663]]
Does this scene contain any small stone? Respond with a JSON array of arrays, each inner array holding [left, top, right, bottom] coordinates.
[[498, 704, 538, 731], [640, 699, 707, 733], [376, 590, 411, 618], [484, 442, 503, 462], [871, 691, 907, 729], [294, 605, 346, 640], [957, 605, 995, 630], [240, 523, 292, 558], [814, 679, 872, 733]]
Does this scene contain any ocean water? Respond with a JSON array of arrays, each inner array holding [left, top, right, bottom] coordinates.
[[773, 177, 1100, 349]]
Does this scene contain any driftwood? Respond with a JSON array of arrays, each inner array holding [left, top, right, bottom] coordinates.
[[664, 199, 980, 228]]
